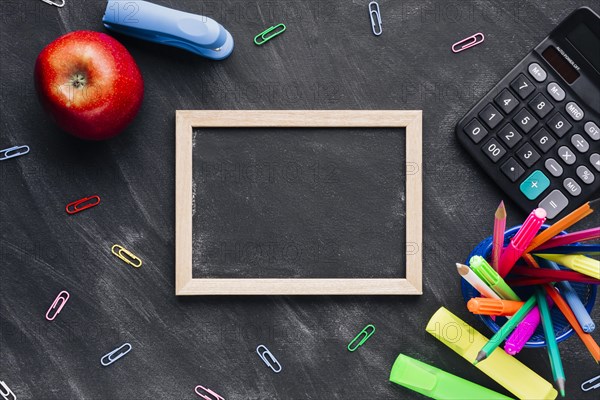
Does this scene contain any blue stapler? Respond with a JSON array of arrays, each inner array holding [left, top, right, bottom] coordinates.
[[102, 0, 234, 60]]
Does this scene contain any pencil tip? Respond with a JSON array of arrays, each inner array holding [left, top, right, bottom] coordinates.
[[495, 201, 507, 218], [475, 351, 486, 364], [456, 263, 467, 275], [557, 378, 566, 397]]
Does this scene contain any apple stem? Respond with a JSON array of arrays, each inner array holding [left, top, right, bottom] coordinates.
[[70, 73, 87, 89]]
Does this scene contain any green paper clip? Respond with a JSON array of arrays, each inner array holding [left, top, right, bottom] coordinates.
[[347, 324, 375, 352], [254, 24, 286, 45]]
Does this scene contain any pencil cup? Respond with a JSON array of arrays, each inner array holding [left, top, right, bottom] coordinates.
[[461, 224, 597, 348]]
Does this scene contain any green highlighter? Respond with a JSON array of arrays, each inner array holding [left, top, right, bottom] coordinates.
[[390, 353, 512, 400], [469, 256, 521, 301]]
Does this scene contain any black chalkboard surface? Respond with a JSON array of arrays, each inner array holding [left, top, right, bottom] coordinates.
[[191, 128, 407, 279]]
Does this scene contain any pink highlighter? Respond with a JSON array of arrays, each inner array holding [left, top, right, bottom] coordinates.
[[504, 296, 554, 355], [498, 208, 547, 277]]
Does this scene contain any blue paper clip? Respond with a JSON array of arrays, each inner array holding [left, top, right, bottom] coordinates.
[[368, 2, 382, 36], [0, 381, 16, 400], [0, 145, 29, 161], [256, 345, 282, 373], [347, 324, 376, 351], [101, 343, 132, 366]]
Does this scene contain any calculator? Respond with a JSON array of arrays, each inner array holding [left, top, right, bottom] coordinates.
[[456, 7, 600, 220]]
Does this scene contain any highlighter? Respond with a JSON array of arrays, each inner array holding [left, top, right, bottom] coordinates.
[[389, 353, 512, 400], [504, 297, 554, 355], [426, 307, 558, 400], [469, 256, 521, 301]]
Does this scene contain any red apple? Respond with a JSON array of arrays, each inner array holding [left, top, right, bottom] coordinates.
[[34, 31, 144, 140]]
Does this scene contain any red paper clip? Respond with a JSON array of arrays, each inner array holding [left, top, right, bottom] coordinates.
[[66, 195, 101, 214]]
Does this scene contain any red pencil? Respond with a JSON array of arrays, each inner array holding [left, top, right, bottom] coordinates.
[[491, 201, 507, 271], [510, 265, 600, 284], [507, 277, 600, 287]]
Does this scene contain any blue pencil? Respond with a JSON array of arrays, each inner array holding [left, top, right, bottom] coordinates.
[[537, 257, 595, 333], [533, 244, 600, 255]]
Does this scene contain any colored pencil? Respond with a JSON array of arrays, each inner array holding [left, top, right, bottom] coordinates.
[[533, 244, 600, 255], [537, 258, 595, 333], [509, 265, 600, 284], [498, 208, 546, 277], [523, 254, 600, 363], [456, 263, 501, 299], [535, 227, 600, 250], [473, 295, 537, 364], [536, 254, 600, 279], [492, 201, 507, 271], [535, 288, 566, 397], [507, 276, 600, 286], [526, 199, 597, 253]]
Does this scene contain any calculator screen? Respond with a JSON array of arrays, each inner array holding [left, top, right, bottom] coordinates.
[[566, 23, 600, 72], [542, 46, 580, 84]]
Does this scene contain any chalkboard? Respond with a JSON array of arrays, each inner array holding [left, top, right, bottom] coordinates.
[[175, 110, 423, 295]]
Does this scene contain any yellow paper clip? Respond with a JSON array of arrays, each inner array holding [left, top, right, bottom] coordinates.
[[347, 324, 376, 352], [111, 245, 142, 268]]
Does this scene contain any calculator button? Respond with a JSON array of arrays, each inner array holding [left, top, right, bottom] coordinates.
[[528, 63, 547, 82], [565, 102, 584, 121], [545, 158, 563, 177], [584, 121, 600, 141], [577, 166, 595, 185], [501, 158, 525, 182], [563, 178, 582, 196], [498, 124, 522, 148], [570, 134, 589, 153], [513, 108, 538, 133], [516, 143, 540, 167], [539, 190, 569, 219], [511, 74, 535, 99], [558, 146, 576, 165], [479, 104, 503, 129], [494, 89, 519, 114], [464, 119, 488, 143], [532, 128, 556, 153], [546, 82, 565, 101], [520, 170, 550, 200], [482, 138, 506, 163], [548, 113, 572, 137], [529, 93, 554, 119], [590, 154, 600, 172]]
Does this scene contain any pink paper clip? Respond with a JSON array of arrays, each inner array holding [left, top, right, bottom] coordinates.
[[195, 385, 224, 400], [66, 195, 101, 214], [45, 290, 70, 321], [452, 32, 484, 53]]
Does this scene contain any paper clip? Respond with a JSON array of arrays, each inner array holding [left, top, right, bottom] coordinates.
[[452, 33, 484, 53], [111, 245, 142, 268], [0, 145, 29, 161], [368, 1, 382, 36], [40, 0, 65, 7], [582, 375, 600, 391], [195, 385, 224, 400], [101, 343, 132, 366], [256, 345, 282, 373], [45, 290, 70, 321], [66, 195, 101, 215], [254, 24, 286, 45], [0, 381, 16, 400], [347, 324, 376, 352]]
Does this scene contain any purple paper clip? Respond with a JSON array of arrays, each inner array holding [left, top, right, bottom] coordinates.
[[452, 32, 484, 53], [45, 290, 70, 321], [195, 385, 224, 400]]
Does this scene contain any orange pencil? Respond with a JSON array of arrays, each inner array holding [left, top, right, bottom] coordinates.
[[523, 254, 600, 363], [467, 297, 525, 316], [526, 199, 597, 252]]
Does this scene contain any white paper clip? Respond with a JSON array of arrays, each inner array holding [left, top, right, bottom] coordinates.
[[100, 343, 132, 366], [0, 145, 29, 161], [582, 375, 600, 391], [256, 345, 282, 373], [0, 381, 16, 400], [195, 385, 224, 400], [452, 32, 485, 53], [40, 0, 65, 7], [368, 1, 382, 36]]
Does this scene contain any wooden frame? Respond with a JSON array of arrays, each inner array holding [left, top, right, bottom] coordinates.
[[175, 110, 422, 295]]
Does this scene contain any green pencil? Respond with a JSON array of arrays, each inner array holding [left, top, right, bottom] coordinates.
[[474, 294, 537, 364], [535, 287, 566, 397], [469, 256, 521, 301]]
